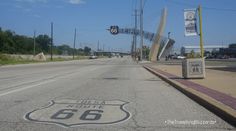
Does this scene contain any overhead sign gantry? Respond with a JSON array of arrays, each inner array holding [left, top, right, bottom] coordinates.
[[107, 8, 175, 61], [108, 26, 155, 42]]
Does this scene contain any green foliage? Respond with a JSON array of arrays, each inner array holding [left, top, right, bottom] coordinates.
[[56, 44, 73, 55], [187, 50, 201, 58], [36, 34, 51, 53], [0, 27, 92, 56], [0, 29, 34, 54], [0, 53, 36, 65], [143, 46, 150, 59], [84, 46, 91, 55], [0, 53, 11, 61]]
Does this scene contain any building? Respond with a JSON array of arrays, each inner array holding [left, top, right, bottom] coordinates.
[[181, 45, 228, 56], [219, 48, 236, 58]]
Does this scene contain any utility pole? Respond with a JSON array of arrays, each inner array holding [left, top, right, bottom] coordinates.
[[33, 30, 36, 56], [132, 9, 138, 59], [134, 9, 138, 59], [97, 41, 100, 52], [131, 40, 134, 57], [102, 44, 105, 56], [73, 28, 77, 59], [50, 22, 53, 61], [140, 0, 144, 61]]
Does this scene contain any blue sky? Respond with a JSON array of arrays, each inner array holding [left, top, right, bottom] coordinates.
[[0, 0, 236, 52]]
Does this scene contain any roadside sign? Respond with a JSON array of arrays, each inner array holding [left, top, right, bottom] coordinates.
[[184, 9, 198, 36], [182, 58, 205, 78], [110, 26, 119, 35]]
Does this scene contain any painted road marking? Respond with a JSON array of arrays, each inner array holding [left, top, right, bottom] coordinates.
[[0, 79, 55, 97], [0, 68, 91, 97], [25, 99, 131, 127]]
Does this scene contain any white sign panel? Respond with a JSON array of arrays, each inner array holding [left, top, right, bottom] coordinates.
[[184, 9, 198, 36]]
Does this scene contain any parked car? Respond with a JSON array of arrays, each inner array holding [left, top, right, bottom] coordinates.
[[89, 55, 97, 59], [177, 56, 186, 59]]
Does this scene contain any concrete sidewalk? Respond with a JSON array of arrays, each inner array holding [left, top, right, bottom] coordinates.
[[142, 62, 236, 126]]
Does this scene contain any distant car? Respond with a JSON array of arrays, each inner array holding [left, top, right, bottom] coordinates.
[[170, 55, 177, 59], [177, 56, 186, 59], [89, 55, 97, 59]]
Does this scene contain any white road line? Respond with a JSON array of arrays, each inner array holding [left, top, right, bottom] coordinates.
[[0, 79, 55, 97], [0, 65, 100, 97]]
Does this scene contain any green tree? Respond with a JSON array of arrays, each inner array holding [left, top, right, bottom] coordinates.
[[77, 48, 84, 55], [57, 44, 73, 55], [84, 46, 91, 55], [13, 35, 33, 54], [36, 34, 51, 53], [0, 30, 16, 53]]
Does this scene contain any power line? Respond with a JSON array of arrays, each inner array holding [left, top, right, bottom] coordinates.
[[166, 0, 195, 7], [134, 0, 138, 10], [143, 0, 148, 9], [202, 6, 236, 12], [166, 0, 236, 12]]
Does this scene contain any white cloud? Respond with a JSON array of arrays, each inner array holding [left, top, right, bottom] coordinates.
[[68, 0, 85, 5]]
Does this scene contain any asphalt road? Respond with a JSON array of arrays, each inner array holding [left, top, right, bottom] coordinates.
[[0, 57, 234, 131]]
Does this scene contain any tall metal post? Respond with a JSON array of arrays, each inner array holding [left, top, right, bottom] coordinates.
[[140, 0, 144, 61], [50, 22, 53, 61], [33, 30, 36, 56], [131, 40, 134, 57], [97, 41, 100, 52], [73, 28, 77, 59], [198, 5, 204, 58], [134, 9, 138, 59]]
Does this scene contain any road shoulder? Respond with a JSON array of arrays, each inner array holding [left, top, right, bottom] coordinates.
[[143, 64, 236, 127]]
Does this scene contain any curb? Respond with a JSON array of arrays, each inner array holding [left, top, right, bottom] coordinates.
[[143, 65, 236, 127]]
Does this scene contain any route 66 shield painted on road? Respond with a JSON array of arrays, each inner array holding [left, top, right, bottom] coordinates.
[[25, 99, 131, 127]]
